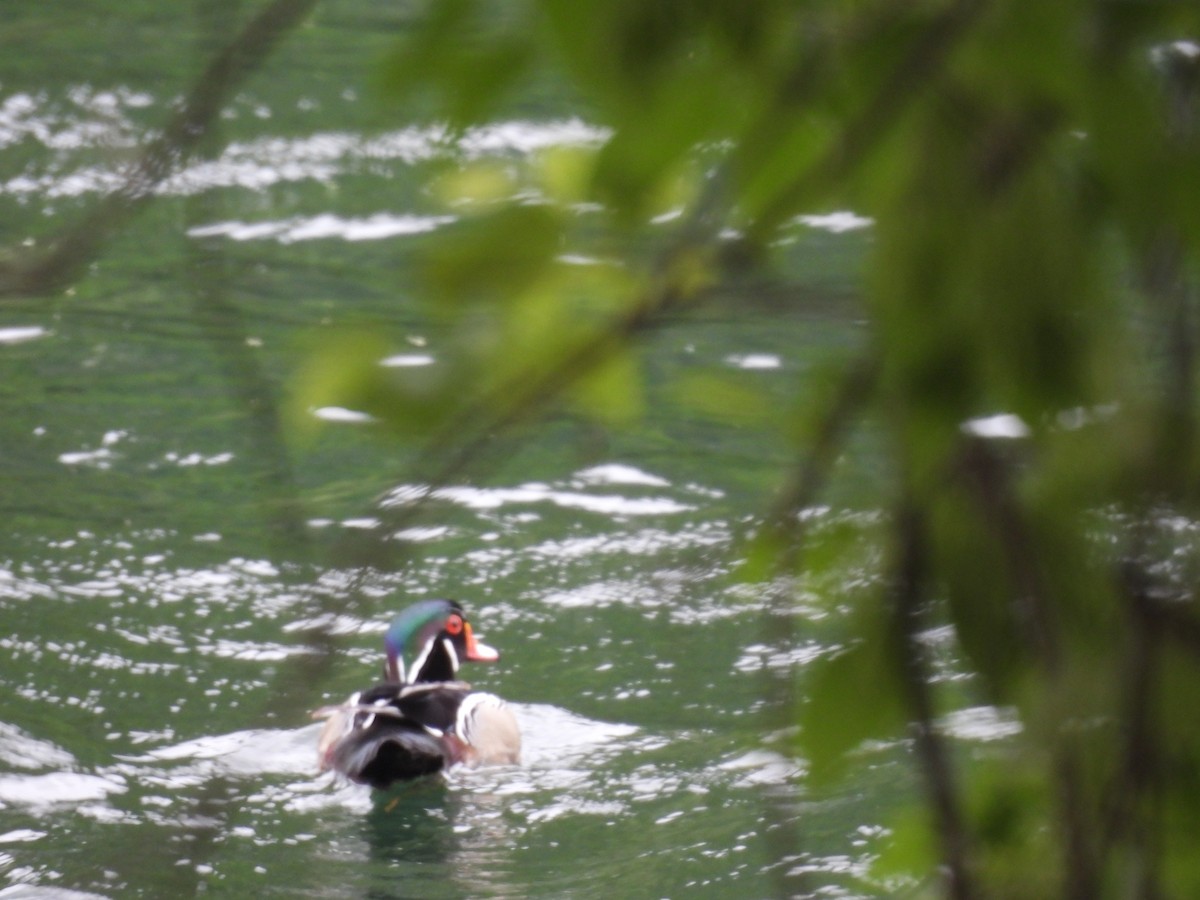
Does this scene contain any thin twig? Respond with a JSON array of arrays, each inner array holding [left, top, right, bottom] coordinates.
[[956, 438, 1059, 667], [753, 351, 880, 899], [890, 500, 976, 900], [745, 0, 987, 246], [352, 173, 739, 564], [954, 437, 1097, 900], [1100, 557, 1162, 899], [763, 353, 879, 569], [0, 0, 321, 297]]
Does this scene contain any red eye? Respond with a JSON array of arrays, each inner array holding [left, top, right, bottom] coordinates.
[[445, 614, 464, 636]]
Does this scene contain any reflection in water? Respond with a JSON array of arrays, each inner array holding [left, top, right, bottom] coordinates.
[[362, 782, 463, 900]]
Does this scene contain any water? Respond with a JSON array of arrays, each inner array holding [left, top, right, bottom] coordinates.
[[0, 473, 898, 897], [0, 5, 960, 897]]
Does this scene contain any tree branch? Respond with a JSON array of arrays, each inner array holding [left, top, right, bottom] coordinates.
[[891, 500, 976, 900], [763, 353, 878, 570], [953, 436, 1098, 900], [0, 0, 320, 298], [745, 0, 987, 246]]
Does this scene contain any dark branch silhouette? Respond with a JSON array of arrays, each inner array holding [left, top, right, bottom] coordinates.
[[0, 0, 320, 298], [891, 501, 976, 900]]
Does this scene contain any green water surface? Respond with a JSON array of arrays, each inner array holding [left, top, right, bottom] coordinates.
[[0, 4, 932, 897]]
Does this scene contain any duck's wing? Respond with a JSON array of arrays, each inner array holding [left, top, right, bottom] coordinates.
[[328, 719, 447, 789], [314, 681, 515, 786], [456, 692, 521, 765], [317, 685, 454, 788]]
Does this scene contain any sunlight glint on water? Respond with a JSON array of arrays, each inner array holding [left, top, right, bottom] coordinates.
[[0, 46, 908, 896], [0, 457, 899, 896]]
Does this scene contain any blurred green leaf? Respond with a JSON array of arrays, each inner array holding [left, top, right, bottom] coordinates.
[[418, 203, 562, 307], [289, 331, 466, 440], [590, 78, 722, 219], [298, 0, 1200, 893], [963, 756, 1060, 895], [377, 0, 534, 125], [536, 145, 598, 207], [433, 161, 520, 209], [288, 330, 391, 439], [928, 484, 1027, 698], [669, 372, 773, 428], [568, 347, 644, 425], [800, 607, 908, 786], [871, 805, 938, 889]]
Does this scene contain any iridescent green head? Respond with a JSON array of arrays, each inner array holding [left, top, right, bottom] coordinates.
[[384, 599, 499, 684]]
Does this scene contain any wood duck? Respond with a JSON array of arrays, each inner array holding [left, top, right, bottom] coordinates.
[[314, 599, 521, 789]]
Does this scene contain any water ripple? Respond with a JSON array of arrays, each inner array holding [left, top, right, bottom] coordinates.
[[389, 483, 694, 517], [188, 213, 454, 244], [0, 725, 75, 771], [1, 94, 605, 202], [0, 772, 126, 810]]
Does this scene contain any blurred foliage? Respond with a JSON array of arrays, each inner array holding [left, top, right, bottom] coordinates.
[[324, 0, 1200, 896]]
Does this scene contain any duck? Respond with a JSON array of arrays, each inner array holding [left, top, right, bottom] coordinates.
[[314, 599, 521, 789]]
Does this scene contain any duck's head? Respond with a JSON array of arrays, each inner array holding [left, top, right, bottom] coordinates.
[[384, 599, 500, 684]]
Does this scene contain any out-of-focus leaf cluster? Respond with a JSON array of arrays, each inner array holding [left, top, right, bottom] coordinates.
[[298, 0, 1200, 894]]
